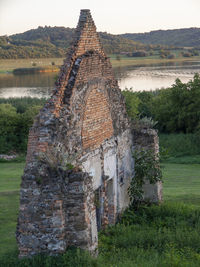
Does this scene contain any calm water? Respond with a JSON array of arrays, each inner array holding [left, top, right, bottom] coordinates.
[[116, 60, 200, 91], [0, 60, 200, 98]]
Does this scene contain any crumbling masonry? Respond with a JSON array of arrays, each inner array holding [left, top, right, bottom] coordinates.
[[16, 9, 162, 257]]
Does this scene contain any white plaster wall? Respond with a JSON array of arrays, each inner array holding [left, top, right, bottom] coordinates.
[[81, 132, 134, 224], [143, 180, 163, 203], [104, 148, 117, 180], [90, 209, 98, 251], [81, 152, 102, 190], [103, 146, 117, 222], [117, 129, 134, 212]]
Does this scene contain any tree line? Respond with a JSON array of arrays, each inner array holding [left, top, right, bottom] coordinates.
[[122, 73, 200, 133]]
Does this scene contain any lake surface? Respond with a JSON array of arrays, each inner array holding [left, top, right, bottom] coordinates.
[[0, 60, 200, 98]]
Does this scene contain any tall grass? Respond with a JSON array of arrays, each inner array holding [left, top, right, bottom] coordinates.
[[1, 161, 200, 266], [1, 203, 200, 266], [100, 203, 200, 266], [160, 133, 200, 163]]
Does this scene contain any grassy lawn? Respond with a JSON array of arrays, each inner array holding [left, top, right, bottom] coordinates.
[[0, 161, 200, 266], [0, 162, 24, 192], [163, 163, 200, 206]]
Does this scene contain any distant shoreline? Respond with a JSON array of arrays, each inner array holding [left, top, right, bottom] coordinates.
[[13, 66, 59, 75], [0, 55, 200, 74], [110, 55, 200, 68]]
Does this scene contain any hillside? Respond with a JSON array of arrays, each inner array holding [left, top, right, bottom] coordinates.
[[0, 26, 147, 59], [121, 27, 200, 47], [1, 26, 199, 59]]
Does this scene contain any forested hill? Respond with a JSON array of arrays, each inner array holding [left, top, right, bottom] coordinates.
[[121, 28, 200, 47], [0, 26, 146, 59], [1, 26, 199, 59]]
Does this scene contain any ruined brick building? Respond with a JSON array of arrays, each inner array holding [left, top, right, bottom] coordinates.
[[16, 9, 162, 257]]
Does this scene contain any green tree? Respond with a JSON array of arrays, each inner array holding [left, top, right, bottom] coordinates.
[[122, 90, 140, 119], [0, 103, 42, 153], [151, 74, 200, 133]]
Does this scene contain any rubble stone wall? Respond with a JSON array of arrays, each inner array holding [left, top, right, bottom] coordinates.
[[17, 9, 134, 258], [17, 9, 162, 258]]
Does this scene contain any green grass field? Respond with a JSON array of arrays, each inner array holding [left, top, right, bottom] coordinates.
[[0, 161, 200, 266], [0, 163, 24, 256], [163, 163, 200, 206]]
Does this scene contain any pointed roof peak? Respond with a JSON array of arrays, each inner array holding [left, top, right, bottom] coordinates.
[[71, 9, 105, 57], [77, 9, 95, 30], [80, 9, 91, 13], [79, 9, 92, 20]]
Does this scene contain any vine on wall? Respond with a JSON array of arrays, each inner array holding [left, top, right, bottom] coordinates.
[[128, 149, 162, 209]]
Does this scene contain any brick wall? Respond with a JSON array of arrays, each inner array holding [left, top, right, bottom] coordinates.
[[47, 9, 105, 117], [82, 87, 113, 149]]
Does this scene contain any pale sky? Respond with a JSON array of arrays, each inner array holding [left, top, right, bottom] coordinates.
[[0, 0, 199, 36]]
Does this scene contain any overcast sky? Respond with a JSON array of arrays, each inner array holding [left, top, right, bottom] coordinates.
[[0, 0, 199, 36]]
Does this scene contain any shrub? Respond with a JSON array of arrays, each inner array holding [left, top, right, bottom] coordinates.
[[182, 52, 192, 57], [167, 54, 175, 59], [159, 133, 200, 158], [122, 90, 140, 119], [0, 98, 44, 153], [132, 50, 148, 57]]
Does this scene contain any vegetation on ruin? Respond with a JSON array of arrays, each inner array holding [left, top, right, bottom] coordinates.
[[128, 149, 162, 208], [1, 161, 200, 266]]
